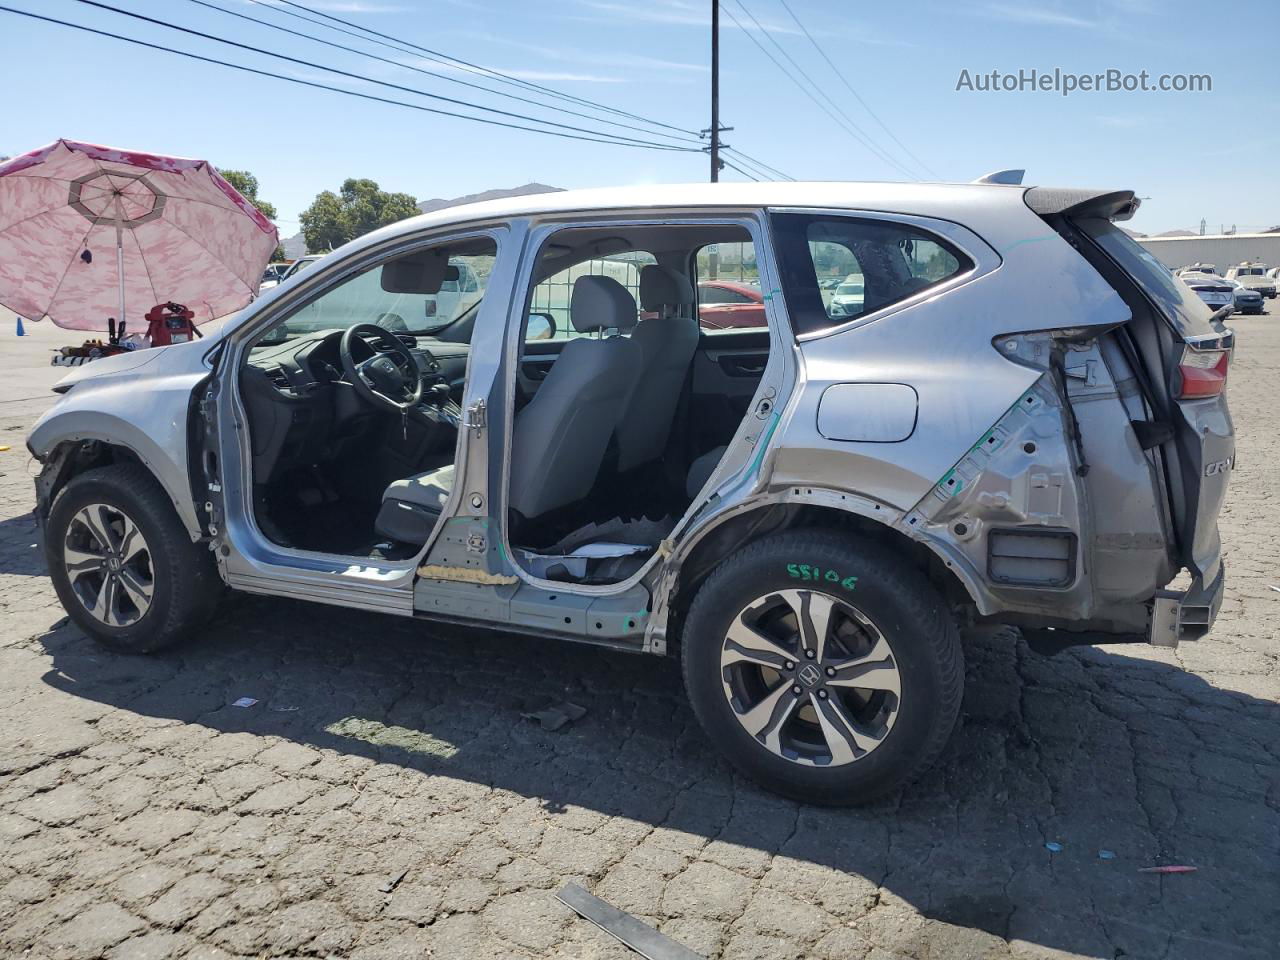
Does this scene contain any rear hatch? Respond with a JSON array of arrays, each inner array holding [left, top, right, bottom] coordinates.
[[1028, 189, 1234, 584]]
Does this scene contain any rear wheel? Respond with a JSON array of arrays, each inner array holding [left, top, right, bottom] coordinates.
[[45, 464, 222, 653], [680, 530, 963, 804]]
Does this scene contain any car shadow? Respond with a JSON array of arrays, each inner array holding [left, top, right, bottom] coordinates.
[[34, 597, 1280, 959], [0, 508, 45, 576]]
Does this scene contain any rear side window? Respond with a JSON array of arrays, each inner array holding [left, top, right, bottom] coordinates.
[[770, 214, 972, 335]]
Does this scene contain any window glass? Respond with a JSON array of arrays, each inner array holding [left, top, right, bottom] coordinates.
[[693, 242, 766, 331], [770, 215, 972, 334], [527, 252, 654, 341], [271, 239, 496, 341]]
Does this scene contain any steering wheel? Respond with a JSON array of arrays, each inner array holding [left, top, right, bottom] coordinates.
[[339, 323, 423, 412]]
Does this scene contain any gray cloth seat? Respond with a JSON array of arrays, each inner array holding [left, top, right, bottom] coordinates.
[[375, 276, 641, 544], [686, 445, 727, 498], [373, 463, 453, 545], [615, 265, 701, 473]]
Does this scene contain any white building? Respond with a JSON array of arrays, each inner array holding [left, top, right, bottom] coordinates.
[[1136, 233, 1280, 271]]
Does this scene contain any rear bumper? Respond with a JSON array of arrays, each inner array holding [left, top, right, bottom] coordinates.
[[1150, 563, 1226, 647], [1015, 564, 1225, 656]]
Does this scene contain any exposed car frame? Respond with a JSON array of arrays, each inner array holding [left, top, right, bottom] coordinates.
[[27, 181, 1234, 803]]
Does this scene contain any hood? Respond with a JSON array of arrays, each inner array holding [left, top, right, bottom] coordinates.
[[52, 337, 217, 393]]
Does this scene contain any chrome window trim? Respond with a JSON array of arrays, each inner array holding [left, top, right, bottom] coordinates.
[[764, 206, 1002, 342]]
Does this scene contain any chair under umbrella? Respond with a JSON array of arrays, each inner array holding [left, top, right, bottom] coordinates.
[[0, 139, 279, 332]]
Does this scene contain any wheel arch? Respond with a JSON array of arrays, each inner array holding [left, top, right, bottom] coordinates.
[[662, 490, 980, 649], [32, 418, 203, 541]]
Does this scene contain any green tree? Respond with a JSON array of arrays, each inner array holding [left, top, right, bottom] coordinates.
[[299, 178, 419, 254], [220, 169, 278, 221], [220, 169, 283, 260]]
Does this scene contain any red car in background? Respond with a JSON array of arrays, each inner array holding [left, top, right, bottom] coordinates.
[[697, 279, 766, 329]]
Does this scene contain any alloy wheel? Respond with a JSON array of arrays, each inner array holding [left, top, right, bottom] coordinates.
[[719, 589, 902, 767], [62, 503, 155, 627]]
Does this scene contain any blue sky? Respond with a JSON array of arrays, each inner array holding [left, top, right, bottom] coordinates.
[[1, 0, 1276, 236]]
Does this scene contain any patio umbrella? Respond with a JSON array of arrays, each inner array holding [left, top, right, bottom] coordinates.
[[0, 139, 278, 331]]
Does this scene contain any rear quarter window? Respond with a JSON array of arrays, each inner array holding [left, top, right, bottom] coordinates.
[[770, 214, 973, 335]]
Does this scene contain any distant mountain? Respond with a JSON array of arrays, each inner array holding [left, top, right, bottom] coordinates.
[[1119, 227, 1146, 238], [280, 183, 565, 258], [417, 182, 563, 215], [1155, 229, 1197, 238]]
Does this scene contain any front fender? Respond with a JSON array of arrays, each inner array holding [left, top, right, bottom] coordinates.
[[28, 358, 209, 540]]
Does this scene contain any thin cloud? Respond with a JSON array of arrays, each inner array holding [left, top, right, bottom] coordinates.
[[575, 0, 801, 34], [981, 3, 1099, 29]]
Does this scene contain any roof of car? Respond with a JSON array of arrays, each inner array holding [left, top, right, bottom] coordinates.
[[390, 180, 1036, 232]]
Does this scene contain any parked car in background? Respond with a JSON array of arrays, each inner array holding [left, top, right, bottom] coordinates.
[[277, 254, 325, 283], [1180, 272, 1235, 314], [1224, 277, 1265, 315], [1225, 262, 1276, 298], [1175, 262, 1219, 277], [828, 274, 865, 318], [696, 278, 766, 329], [28, 181, 1233, 805], [258, 262, 292, 294]]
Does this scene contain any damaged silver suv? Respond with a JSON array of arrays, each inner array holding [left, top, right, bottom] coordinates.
[[28, 182, 1233, 804]]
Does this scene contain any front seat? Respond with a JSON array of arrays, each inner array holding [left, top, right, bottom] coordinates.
[[614, 264, 700, 473], [374, 275, 641, 543]]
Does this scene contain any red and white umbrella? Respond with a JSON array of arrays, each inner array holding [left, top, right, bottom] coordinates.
[[0, 139, 279, 331]]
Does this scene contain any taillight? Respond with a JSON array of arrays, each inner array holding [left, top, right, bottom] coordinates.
[[1177, 345, 1230, 398]]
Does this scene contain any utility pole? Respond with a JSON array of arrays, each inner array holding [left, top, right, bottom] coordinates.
[[710, 0, 721, 182]]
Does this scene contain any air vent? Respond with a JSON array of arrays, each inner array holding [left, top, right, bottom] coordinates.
[[988, 530, 1076, 587], [265, 365, 292, 390]]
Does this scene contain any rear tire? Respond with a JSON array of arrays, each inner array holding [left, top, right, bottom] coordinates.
[[45, 464, 222, 653], [680, 530, 963, 805]]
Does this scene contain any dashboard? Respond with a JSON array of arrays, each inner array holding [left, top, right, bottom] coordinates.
[[241, 328, 451, 484]]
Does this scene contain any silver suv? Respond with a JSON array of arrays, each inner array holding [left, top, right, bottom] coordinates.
[[27, 182, 1234, 804]]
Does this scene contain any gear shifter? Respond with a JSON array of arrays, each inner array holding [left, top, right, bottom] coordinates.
[[425, 383, 451, 405]]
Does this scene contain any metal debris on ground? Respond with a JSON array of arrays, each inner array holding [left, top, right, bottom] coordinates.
[[1098, 850, 1116, 860], [521, 698, 588, 731], [230, 697, 258, 708], [556, 883, 704, 960], [378, 868, 409, 894], [1138, 865, 1198, 874], [1267, 584, 1280, 594], [1044, 842, 1063, 853]]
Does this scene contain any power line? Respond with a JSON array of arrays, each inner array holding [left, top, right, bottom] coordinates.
[[720, 157, 760, 181], [0, 6, 697, 153], [724, 147, 794, 181], [775, 0, 939, 179], [71, 0, 697, 153], [183, 0, 704, 148], [247, 0, 794, 182], [270, 0, 700, 138], [723, 1, 916, 179]]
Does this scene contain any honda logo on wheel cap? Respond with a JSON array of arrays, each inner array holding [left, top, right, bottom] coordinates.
[[797, 663, 822, 687]]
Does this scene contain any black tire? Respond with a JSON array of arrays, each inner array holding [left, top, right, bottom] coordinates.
[[45, 463, 223, 653], [680, 530, 963, 805]]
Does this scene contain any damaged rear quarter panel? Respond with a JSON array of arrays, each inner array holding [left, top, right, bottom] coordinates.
[[772, 196, 1139, 621]]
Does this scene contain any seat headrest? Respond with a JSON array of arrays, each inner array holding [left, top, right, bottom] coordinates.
[[639, 264, 695, 312], [570, 275, 637, 333]]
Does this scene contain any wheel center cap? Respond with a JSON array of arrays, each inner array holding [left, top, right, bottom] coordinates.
[[107, 556, 121, 572], [797, 663, 823, 688]]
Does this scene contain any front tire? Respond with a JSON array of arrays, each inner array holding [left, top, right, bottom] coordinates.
[[45, 464, 222, 653], [680, 530, 963, 805]]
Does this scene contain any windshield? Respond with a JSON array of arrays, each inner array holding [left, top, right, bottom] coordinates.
[[268, 245, 495, 342], [1078, 218, 1219, 335]]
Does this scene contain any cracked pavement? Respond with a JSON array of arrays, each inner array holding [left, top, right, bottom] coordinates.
[[0, 313, 1277, 959]]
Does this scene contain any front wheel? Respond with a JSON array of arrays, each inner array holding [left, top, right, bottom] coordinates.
[[45, 463, 223, 653], [680, 530, 963, 805]]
